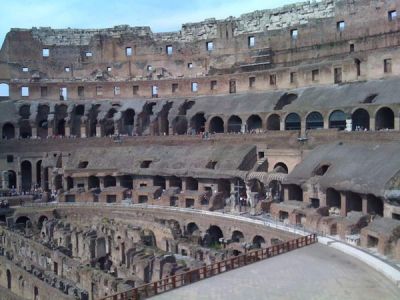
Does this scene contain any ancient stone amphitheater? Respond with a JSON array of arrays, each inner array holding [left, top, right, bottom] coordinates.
[[1, 0, 400, 299]]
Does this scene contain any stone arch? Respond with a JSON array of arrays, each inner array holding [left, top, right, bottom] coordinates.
[[186, 222, 200, 236], [209, 116, 224, 133], [375, 107, 394, 130], [203, 225, 223, 247], [266, 114, 280, 130], [190, 113, 206, 134], [252, 235, 266, 248], [2, 123, 15, 139], [19, 104, 31, 119], [231, 230, 244, 243], [7, 170, 16, 189], [352, 108, 370, 130], [227, 115, 242, 133], [273, 162, 288, 174], [172, 116, 188, 135], [37, 105, 50, 138], [329, 110, 346, 130], [285, 113, 301, 130], [88, 105, 100, 137], [15, 216, 31, 226], [71, 104, 85, 137], [103, 108, 117, 136], [103, 175, 116, 188], [269, 180, 282, 201], [141, 229, 157, 247], [38, 215, 48, 229], [88, 176, 100, 189], [326, 188, 341, 209], [21, 160, 32, 191], [19, 120, 32, 138], [0, 83, 10, 97], [121, 109, 135, 136], [306, 111, 324, 130], [246, 114, 262, 131]]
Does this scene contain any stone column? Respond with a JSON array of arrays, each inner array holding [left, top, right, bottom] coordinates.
[[362, 195, 368, 215], [323, 116, 329, 129], [280, 118, 285, 131], [0, 124, 2, 140], [65, 125, 71, 137], [114, 122, 119, 135], [48, 126, 53, 137], [165, 178, 170, 189], [31, 126, 38, 139], [395, 116, 400, 131], [300, 119, 306, 136], [16, 157, 21, 192], [99, 177, 104, 189], [369, 117, 375, 131], [283, 186, 289, 201], [15, 126, 20, 139], [116, 176, 121, 187], [31, 161, 37, 188], [96, 124, 102, 137], [181, 178, 187, 192], [80, 125, 87, 138], [340, 192, 348, 217]]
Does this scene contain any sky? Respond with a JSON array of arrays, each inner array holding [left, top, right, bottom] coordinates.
[[0, 0, 301, 46]]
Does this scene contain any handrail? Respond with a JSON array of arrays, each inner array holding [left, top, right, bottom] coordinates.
[[99, 234, 317, 300]]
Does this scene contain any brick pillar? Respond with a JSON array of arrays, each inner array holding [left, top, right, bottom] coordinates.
[[300, 119, 306, 136], [395, 116, 400, 131], [340, 192, 347, 217], [280, 118, 285, 131], [31, 126, 38, 139], [165, 179, 170, 189], [323, 116, 329, 129], [80, 124, 87, 138], [182, 178, 187, 192], [65, 125, 71, 137], [96, 124, 102, 137]]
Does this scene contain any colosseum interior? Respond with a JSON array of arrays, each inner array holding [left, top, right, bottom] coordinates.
[[1, 0, 400, 299]]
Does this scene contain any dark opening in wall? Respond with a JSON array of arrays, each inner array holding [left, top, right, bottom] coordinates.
[[106, 195, 117, 203], [314, 164, 330, 176], [78, 161, 88, 168], [350, 43, 355, 52], [248, 36, 255, 47], [270, 74, 276, 86], [249, 76, 256, 88], [384, 58, 392, 73], [133, 85, 139, 95], [274, 93, 298, 110], [140, 161, 152, 168], [361, 94, 378, 104], [206, 161, 217, 169], [388, 10, 397, 21], [7, 155, 13, 163], [334, 67, 342, 83], [41, 86, 48, 97], [210, 80, 217, 90], [172, 83, 178, 93]]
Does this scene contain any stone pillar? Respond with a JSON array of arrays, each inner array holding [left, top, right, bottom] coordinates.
[[116, 176, 121, 187], [280, 118, 285, 131], [165, 178, 170, 189], [283, 186, 289, 201], [369, 117, 375, 131], [395, 116, 400, 131], [83, 177, 89, 190], [362, 195, 368, 215], [31, 161, 37, 188], [224, 118, 228, 133], [114, 122, 119, 135], [96, 124, 102, 137], [65, 125, 71, 137], [31, 126, 38, 139], [15, 126, 20, 139], [300, 119, 306, 136], [181, 178, 187, 192], [48, 126, 53, 137], [80, 125, 87, 138], [340, 192, 347, 217], [99, 177, 104, 189], [16, 157, 21, 192], [323, 117, 329, 129]]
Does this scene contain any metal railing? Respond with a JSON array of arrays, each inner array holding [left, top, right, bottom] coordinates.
[[100, 234, 316, 300]]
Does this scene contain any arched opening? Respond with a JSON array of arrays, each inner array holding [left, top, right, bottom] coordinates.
[[375, 107, 394, 130], [269, 180, 282, 202], [273, 162, 288, 174], [66, 176, 73, 190], [153, 176, 166, 190], [36, 160, 42, 186], [246, 114, 262, 131], [287, 184, 303, 201], [121, 109, 135, 136], [37, 105, 50, 138], [346, 192, 362, 212], [186, 177, 198, 191], [71, 105, 85, 137], [21, 160, 32, 191], [15, 216, 30, 227], [306, 112, 324, 130], [56, 119, 66, 136], [231, 230, 244, 243], [266, 114, 280, 130], [2, 123, 15, 139], [0, 83, 10, 97], [203, 225, 223, 247], [88, 176, 100, 189], [34, 286, 39, 300], [329, 110, 346, 130], [172, 116, 188, 135], [366, 194, 383, 216], [19, 120, 32, 138], [274, 93, 298, 110], [252, 235, 266, 248], [103, 108, 117, 136], [103, 176, 116, 188], [285, 113, 301, 130], [141, 229, 157, 247], [209, 116, 224, 133], [352, 108, 370, 131], [54, 175, 63, 190], [326, 188, 341, 209], [19, 104, 31, 119], [190, 113, 206, 134], [6, 269, 11, 289], [227, 115, 242, 133], [186, 222, 200, 236], [7, 170, 16, 189], [355, 58, 361, 76], [38, 216, 48, 229]]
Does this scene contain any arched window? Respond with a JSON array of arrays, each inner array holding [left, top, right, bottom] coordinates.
[[2, 123, 15, 140], [375, 107, 394, 130], [285, 113, 301, 130], [190, 113, 206, 134], [352, 108, 370, 131], [306, 112, 324, 129], [209, 116, 224, 133], [266, 114, 280, 130], [246, 114, 262, 131], [329, 110, 346, 130], [227, 115, 242, 133]]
